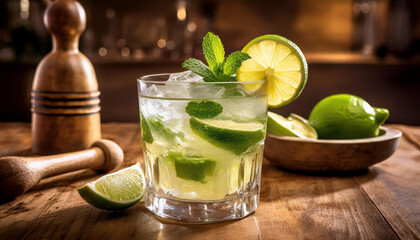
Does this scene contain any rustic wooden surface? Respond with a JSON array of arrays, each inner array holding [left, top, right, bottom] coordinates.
[[0, 123, 418, 240]]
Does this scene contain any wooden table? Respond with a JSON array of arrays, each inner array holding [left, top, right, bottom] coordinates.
[[0, 123, 419, 240]]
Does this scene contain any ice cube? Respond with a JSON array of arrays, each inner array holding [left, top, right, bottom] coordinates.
[[160, 85, 191, 98], [217, 96, 267, 122], [189, 85, 225, 99], [167, 70, 204, 83], [144, 84, 164, 98], [142, 81, 190, 98], [140, 91, 188, 128], [158, 71, 203, 98]]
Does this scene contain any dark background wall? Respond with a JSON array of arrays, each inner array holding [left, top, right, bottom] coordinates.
[[0, 0, 419, 124], [1, 59, 419, 124]]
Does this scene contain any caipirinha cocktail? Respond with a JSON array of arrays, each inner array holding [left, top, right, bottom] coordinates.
[[140, 77, 267, 201], [138, 32, 307, 222]]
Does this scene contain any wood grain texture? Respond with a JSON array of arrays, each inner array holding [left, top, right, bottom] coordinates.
[[353, 124, 420, 240], [0, 123, 418, 240]]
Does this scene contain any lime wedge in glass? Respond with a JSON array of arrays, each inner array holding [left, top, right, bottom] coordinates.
[[237, 35, 308, 108], [78, 163, 145, 211], [267, 111, 317, 139], [163, 151, 216, 184], [189, 117, 265, 155]]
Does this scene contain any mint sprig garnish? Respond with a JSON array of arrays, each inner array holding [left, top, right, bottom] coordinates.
[[202, 32, 225, 73], [224, 51, 251, 75], [182, 58, 217, 82], [182, 32, 251, 82]]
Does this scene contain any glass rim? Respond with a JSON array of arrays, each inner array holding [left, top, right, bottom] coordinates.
[[138, 73, 266, 85]]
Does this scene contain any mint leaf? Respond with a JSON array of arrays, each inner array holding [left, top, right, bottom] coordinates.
[[164, 151, 216, 183], [140, 114, 154, 144], [185, 100, 223, 119], [149, 118, 176, 140], [182, 58, 217, 82], [218, 75, 236, 82], [182, 32, 253, 83], [223, 51, 251, 75], [203, 76, 217, 82], [213, 62, 224, 79], [202, 32, 225, 72]]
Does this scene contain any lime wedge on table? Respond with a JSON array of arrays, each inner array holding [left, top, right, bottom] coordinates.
[[267, 112, 317, 139], [189, 117, 265, 155], [77, 163, 145, 211], [237, 35, 308, 108]]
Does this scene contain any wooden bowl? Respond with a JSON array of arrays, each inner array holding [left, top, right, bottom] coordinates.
[[264, 127, 402, 172]]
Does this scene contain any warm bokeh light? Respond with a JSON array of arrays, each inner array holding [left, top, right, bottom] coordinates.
[[98, 47, 107, 57], [187, 22, 197, 32], [20, 0, 30, 19], [121, 47, 130, 57], [134, 49, 145, 59], [177, 8, 186, 21], [177, 1, 187, 22], [157, 39, 167, 48], [117, 39, 126, 48]]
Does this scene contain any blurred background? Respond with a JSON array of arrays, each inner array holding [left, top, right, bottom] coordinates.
[[0, 0, 419, 124]]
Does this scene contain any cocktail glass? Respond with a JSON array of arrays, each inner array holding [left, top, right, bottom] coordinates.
[[137, 72, 267, 222]]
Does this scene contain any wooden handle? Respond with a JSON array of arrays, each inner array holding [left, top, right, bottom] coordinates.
[[0, 139, 123, 199], [30, 146, 103, 179]]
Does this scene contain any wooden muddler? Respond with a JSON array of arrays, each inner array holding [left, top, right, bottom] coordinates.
[[0, 139, 123, 199]]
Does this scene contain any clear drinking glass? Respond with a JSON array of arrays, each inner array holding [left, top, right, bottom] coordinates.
[[137, 72, 267, 222]]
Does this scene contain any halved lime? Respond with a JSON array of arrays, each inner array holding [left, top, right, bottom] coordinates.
[[237, 35, 308, 108], [267, 111, 317, 139], [77, 163, 145, 211], [189, 117, 265, 155]]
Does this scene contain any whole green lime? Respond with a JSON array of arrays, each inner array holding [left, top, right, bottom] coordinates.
[[308, 94, 389, 139]]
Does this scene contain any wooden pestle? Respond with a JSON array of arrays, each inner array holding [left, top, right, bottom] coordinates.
[[0, 139, 123, 199]]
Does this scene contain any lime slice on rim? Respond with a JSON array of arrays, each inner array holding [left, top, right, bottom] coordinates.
[[189, 117, 265, 155], [267, 111, 317, 139], [237, 35, 308, 108], [77, 163, 145, 211]]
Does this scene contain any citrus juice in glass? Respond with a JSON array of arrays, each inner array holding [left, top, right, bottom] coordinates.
[[138, 72, 267, 221], [138, 32, 307, 222]]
